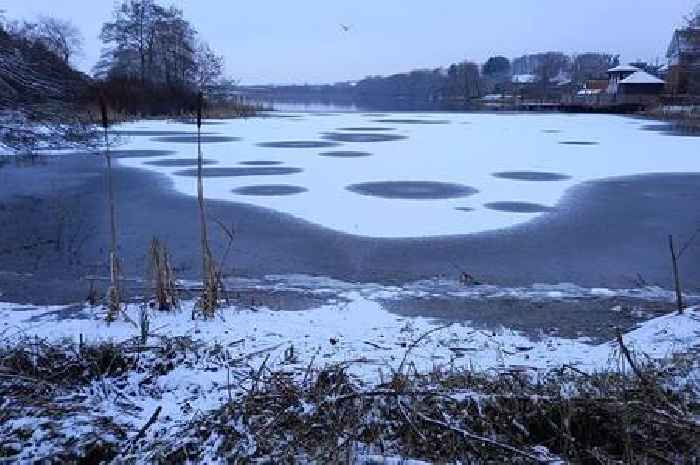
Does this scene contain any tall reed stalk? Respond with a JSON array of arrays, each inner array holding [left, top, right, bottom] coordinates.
[[196, 93, 221, 318], [100, 95, 121, 322]]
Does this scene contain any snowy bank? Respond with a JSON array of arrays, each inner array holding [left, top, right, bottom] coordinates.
[[1, 292, 698, 463], [3, 294, 699, 380]]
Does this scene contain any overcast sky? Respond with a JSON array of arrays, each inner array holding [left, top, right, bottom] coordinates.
[[3, 0, 697, 84]]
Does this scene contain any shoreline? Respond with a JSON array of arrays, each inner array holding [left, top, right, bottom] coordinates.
[[1, 151, 700, 303]]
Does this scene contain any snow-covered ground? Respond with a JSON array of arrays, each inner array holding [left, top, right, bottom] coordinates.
[[3, 292, 698, 377], [0, 111, 96, 155], [2, 283, 699, 400], [110, 112, 700, 237], [2, 280, 699, 463]]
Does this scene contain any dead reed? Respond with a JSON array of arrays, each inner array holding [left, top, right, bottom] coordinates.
[[148, 237, 179, 312], [100, 94, 122, 323], [194, 92, 225, 319], [164, 351, 699, 464]]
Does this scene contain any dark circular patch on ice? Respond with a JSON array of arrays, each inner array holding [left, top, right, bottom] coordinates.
[[373, 119, 450, 125], [144, 158, 218, 167], [484, 202, 554, 213], [347, 181, 479, 200], [106, 149, 176, 158], [232, 185, 308, 196], [641, 123, 700, 137], [337, 127, 397, 132], [178, 119, 227, 126], [319, 151, 372, 158], [257, 141, 340, 149], [559, 141, 599, 146], [152, 136, 241, 144], [260, 112, 303, 119], [641, 124, 673, 132], [174, 167, 303, 178], [455, 207, 474, 212], [322, 132, 407, 143], [113, 130, 202, 137], [239, 160, 284, 166], [493, 171, 571, 182]]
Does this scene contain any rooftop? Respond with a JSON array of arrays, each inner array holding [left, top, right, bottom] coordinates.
[[512, 73, 537, 84], [608, 64, 640, 74], [619, 70, 665, 85]]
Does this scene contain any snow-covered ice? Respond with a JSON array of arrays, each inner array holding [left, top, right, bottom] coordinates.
[[108, 112, 700, 237]]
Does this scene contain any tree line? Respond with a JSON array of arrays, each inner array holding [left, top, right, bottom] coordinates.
[[353, 51, 628, 103], [95, 0, 225, 115], [249, 51, 626, 108], [0, 0, 232, 122], [0, 10, 94, 151]]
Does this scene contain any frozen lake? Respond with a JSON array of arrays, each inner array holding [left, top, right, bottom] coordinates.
[[113, 112, 700, 238]]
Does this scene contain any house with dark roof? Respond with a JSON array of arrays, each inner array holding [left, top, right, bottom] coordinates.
[[617, 71, 665, 96], [605, 65, 664, 105], [607, 64, 640, 94], [666, 27, 700, 94]]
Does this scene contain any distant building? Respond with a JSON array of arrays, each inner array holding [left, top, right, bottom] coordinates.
[[586, 80, 609, 92], [617, 71, 665, 96], [567, 65, 662, 108], [607, 64, 640, 94], [666, 27, 700, 94], [576, 79, 607, 97], [512, 74, 537, 84]]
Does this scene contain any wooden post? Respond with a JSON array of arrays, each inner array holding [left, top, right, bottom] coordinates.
[[669, 235, 684, 315]]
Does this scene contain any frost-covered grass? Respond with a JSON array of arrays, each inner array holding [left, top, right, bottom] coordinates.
[[1, 292, 699, 463], [3, 291, 699, 380]]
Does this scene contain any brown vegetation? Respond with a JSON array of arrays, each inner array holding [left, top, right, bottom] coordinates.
[[1, 333, 696, 464]]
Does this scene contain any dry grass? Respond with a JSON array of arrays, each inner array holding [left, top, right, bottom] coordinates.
[[148, 237, 179, 312], [0, 333, 697, 464], [158, 350, 699, 464]]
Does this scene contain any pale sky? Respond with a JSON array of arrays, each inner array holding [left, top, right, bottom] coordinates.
[[2, 0, 696, 84]]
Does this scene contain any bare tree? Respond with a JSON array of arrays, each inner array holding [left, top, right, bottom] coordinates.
[[193, 41, 224, 92], [446, 61, 482, 101], [100, 0, 159, 85], [535, 52, 570, 84], [683, 5, 700, 95], [33, 16, 83, 65], [685, 4, 700, 27], [571, 53, 619, 84]]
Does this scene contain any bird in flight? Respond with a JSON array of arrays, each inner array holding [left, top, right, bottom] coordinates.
[[340, 23, 352, 32]]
